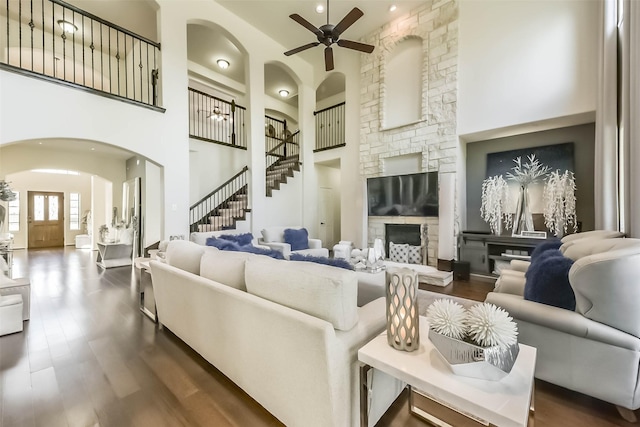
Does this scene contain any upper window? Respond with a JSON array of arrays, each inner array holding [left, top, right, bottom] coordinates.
[[384, 38, 423, 129], [70, 193, 80, 230]]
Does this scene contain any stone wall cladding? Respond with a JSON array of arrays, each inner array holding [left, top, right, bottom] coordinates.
[[360, 0, 458, 265]]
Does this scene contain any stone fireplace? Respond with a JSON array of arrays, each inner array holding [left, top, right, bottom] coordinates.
[[384, 224, 427, 264], [369, 217, 439, 267]]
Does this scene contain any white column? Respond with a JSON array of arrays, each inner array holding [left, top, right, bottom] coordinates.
[[438, 172, 456, 269], [594, 0, 620, 230], [245, 54, 266, 235], [298, 82, 318, 236]]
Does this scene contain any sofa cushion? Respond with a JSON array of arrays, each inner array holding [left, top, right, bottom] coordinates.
[[200, 249, 252, 291], [284, 228, 309, 251], [524, 249, 576, 310], [219, 232, 254, 246], [166, 240, 206, 275], [530, 238, 562, 262], [289, 253, 353, 270], [389, 242, 409, 263], [206, 237, 240, 251], [245, 256, 359, 331], [261, 227, 286, 243], [407, 245, 421, 264]]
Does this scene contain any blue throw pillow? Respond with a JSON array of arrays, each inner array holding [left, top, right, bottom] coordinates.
[[290, 253, 354, 270], [530, 238, 562, 262], [524, 250, 576, 310], [238, 244, 285, 259], [284, 228, 309, 251], [206, 237, 240, 251], [219, 233, 254, 247]]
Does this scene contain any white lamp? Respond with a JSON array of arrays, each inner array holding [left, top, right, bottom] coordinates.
[[217, 59, 230, 69], [57, 20, 77, 34]]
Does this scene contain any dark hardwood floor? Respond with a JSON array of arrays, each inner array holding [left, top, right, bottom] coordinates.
[[1, 247, 635, 426]]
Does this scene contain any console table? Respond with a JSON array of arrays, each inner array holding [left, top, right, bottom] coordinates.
[[459, 232, 544, 277], [96, 242, 133, 268]]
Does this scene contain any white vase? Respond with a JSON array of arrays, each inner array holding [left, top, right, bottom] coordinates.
[[513, 185, 534, 235]]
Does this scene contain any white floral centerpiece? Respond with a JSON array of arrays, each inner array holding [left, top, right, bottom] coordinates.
[[543, 170, 577, 237], [426, 299, 519, 381], [0, 180, 17, 233], [506, 154, 551, 235]]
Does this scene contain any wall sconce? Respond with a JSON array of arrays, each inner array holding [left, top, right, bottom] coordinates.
[[217, 59, 230, 69], [386, 268, 420, 351], [57, 20, 78, 34], [278, 89, 289, 97]]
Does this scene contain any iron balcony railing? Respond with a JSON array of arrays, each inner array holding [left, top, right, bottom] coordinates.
[[265, 115, 299, 170], [1, 0, 162, 110], [189, 166, 249, 233], [188, 88, 247, 149], [314, 102, 346, 152]]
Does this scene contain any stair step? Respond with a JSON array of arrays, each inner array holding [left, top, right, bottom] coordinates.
[[198, 224, 223, 232], [209, 216, 234, 226]]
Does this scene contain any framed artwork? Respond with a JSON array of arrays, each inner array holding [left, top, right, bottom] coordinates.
[[486, 142, 575, 178]]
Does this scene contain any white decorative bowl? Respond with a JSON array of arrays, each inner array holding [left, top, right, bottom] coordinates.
[[429, 329, 520, 381]]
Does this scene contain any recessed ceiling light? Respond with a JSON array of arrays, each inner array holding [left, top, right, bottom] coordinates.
[[279, 89, 289, 97], [315, 4, 324, 13], [389, 5, 397, 12], [57, 20, 78, 34], [217, 59, 230, 69]]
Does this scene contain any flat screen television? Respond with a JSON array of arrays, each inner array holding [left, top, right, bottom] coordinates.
[[367, 172, 438, 217]]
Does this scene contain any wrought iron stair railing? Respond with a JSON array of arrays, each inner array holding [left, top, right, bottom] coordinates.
[[189, 166, 250, 233], [1, 0, 163, 110], [265, 115, 300, 197], [188, 88, 247, 149], [314, 102, 345, 152]]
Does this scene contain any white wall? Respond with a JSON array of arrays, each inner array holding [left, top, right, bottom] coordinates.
[[189, 140, 249, 203], [261, 171, 303, 229], [458, 0, 599, 136]]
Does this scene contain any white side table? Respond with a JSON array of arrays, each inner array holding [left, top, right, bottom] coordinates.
[[358, 316, 536, 427], [96, 242, 132, 268], [135, 258, 156, 322]]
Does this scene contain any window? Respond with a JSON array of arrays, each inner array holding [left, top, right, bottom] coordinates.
[[8, 192, 19, 232], [70, 193, 80, 230]]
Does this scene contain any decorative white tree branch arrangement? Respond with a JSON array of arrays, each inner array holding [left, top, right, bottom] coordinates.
[[427, 299, 518, 349], [543, 170, 577, 237], [505, 154, 551, 186], [480, 175, 512, 235]]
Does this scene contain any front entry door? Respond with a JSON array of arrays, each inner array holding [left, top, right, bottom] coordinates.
[[28, 191, 64, 248]]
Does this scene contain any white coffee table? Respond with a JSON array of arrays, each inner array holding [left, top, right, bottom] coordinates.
[[358, 317, 536, 427]]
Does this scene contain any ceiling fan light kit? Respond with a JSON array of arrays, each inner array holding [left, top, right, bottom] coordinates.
[[284, 0, 375, 71]]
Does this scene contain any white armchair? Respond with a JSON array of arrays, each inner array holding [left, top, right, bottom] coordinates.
[[189, 229, 267, 249], [258, 226, 329, 259], [486, 238, 640, 421]]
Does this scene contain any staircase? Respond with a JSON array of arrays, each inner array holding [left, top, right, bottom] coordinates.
[[266, 155, 300, 197], [190, 167, 251, 232]]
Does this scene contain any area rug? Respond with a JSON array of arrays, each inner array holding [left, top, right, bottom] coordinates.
[[417, 290, 478, 316]]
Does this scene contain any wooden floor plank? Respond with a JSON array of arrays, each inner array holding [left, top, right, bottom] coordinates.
[[0, 247, 637, 427]]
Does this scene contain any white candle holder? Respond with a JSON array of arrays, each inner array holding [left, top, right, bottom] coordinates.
[[386, 268, 420, 351]]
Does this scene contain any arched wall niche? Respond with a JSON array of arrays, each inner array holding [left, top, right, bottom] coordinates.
[[382, 36, 424, 130]]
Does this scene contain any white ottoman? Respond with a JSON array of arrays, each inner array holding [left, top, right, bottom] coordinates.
[[0, 294, 23, 336], [333, 241, 353, 260]]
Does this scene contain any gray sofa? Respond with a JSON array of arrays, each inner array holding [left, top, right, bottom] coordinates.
[[150, 240, 403, 427], [486, 238, 640, 420]]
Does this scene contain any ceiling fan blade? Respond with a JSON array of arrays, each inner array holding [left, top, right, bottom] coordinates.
[[337, 39, 375, 54], [325, 47, 334, 71], [284, 42, 321, 56], [289, 14, 323, 38], [332, 8, 364, 37]]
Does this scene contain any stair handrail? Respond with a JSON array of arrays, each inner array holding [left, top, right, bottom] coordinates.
[[190, 166, 248, 210], [266, 130, 300, 157]]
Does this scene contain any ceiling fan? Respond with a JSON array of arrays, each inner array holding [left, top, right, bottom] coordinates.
[[199, 100, 236, 121], [284, 0, 375, 71]]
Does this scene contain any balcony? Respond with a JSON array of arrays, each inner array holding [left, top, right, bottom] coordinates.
[[0, 0, 163, 111]]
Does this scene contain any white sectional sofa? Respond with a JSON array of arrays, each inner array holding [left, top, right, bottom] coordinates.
[[150, 240, 403, 427]]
